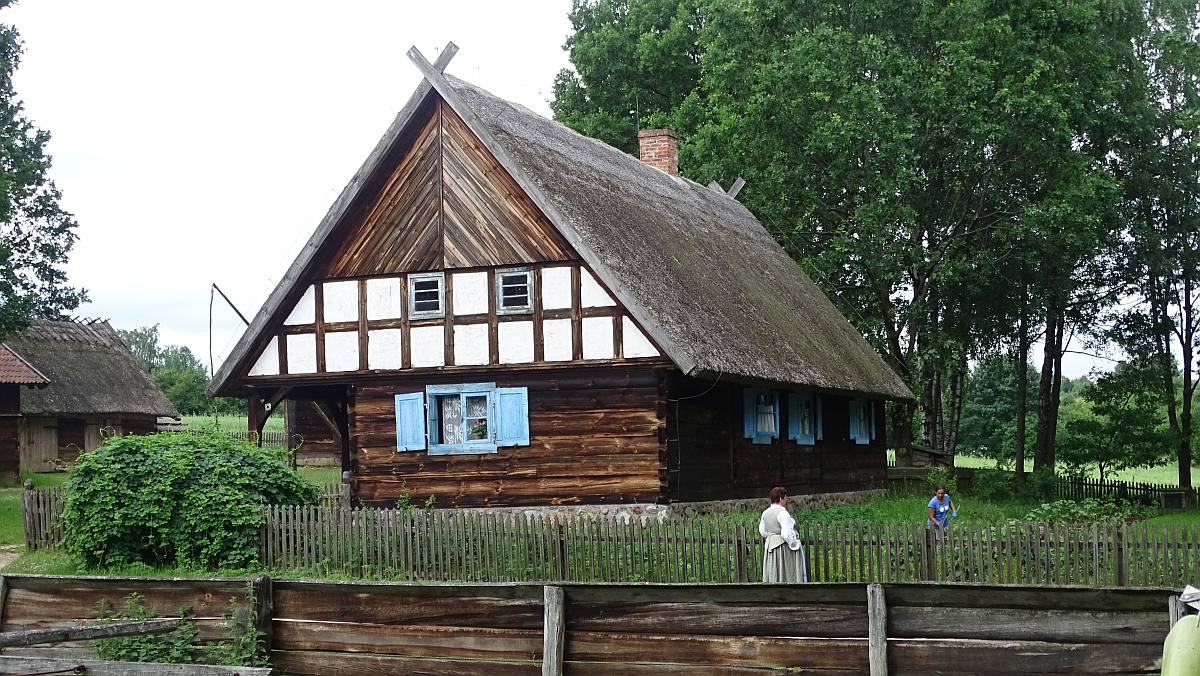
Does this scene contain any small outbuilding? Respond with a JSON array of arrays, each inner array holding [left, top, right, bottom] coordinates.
[[209, 44, 914, 508], [3, 319, 179, 472]]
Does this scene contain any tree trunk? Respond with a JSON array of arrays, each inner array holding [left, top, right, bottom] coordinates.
[[1045, 315, 1065, 472], [893, 400, 915, 467], [1015, 303, 1029, 483], [921, 361, 940, 449], [1033, 305, 1059, 473], [1179, 269, 1195, 490], [944, 355, 967, 465]]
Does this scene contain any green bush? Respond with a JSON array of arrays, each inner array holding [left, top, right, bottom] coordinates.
[[1023, 498, 1157, 522], [64, 431, 318, 569], [93, 592, 268, 666], [923, 467, 958, 495], [970, 468, 1013, 502]]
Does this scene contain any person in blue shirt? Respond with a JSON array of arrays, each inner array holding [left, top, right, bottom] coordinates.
[[926, 484, 957, 531]]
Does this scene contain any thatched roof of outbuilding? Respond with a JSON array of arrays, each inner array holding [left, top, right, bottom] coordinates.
[[4, 319, 179, 417]]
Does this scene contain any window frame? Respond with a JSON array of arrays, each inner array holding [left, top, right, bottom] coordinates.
[[495, 268, 535, 316], [408, 272, 446, 319], [849, 398, 871, 445], [743, 388, 780, 445], [788, 392, 816, 445], [427, 383, 496, 454]]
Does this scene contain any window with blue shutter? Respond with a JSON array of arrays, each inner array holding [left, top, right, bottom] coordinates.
[[788, 392, 815, 445], [816, 396, 823, 440], [743, 388, 779, 445], [395, 392, 426, 451], [494, 387, 530, 446], [870, 401, 877, 440], [849, 399, 870, 445]]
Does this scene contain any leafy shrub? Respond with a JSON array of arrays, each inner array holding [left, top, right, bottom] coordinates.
[[65, 431, 318, 569], [923, 467, 957, 495], [970, 468, 1013, 502], [1023, 498, 1156, 522]]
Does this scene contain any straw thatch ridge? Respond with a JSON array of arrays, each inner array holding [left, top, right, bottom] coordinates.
[[4, 319, 179, 417]]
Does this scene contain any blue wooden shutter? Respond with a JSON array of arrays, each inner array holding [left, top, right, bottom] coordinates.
[[848, 399, 860, 441], [494, 387, 530, 447], [815, 396, 823, 440], [849, 399, 869, 445], [788, 392, 815, 445], [743, 388, 756, 440], [870, 401, 877, 440], [395, 392, 426, 451]]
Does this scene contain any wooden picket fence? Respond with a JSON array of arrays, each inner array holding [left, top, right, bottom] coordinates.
[[20, 485, 64, 550], [225, 430, 287, 447], [259, 504, 1200, 587]]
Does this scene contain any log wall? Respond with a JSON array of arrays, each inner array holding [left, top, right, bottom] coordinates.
[[667, 375, 888, 502], [349, 364, 666, 507]]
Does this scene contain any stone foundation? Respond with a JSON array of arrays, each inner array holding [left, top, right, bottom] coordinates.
[[445, 489, 886, 525]]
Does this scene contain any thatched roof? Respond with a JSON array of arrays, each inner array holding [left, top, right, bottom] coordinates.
[[210, 45, 912, 401], [0, 344, 48, 386], [4, 319, 179, 417]]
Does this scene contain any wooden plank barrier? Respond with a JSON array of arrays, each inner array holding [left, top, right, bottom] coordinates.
[[21, 485, 63, 550], [0, 575, 257, 661], [0, 575, 1179, 674]]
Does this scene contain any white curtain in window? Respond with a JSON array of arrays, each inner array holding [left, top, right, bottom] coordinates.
[[441, 396, 463, 444], [756, 395, 776, 433]]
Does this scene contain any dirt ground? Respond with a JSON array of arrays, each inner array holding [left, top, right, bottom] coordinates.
[[0, 544, 23, 569]]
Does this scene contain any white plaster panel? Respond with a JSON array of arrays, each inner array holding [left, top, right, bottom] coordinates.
[[286, 333, 317, 373], [541, 267, 573, 310], [542, 318, 573, 362], [366, 278, 403, 320], [410, 325, 445, 368], [622, 316, 660, 358], [324, 331, 360, 372], [453, 324, 490, 366], [452, 272, 489, 316], [248, 337, 279, 376], [284, 286, 315, 325], [498, 321, 534, 364], [581, 269, 616, 307], [323, 280, 359, 323], [367, 328, 404, 370], [582, 316, 615, 360]]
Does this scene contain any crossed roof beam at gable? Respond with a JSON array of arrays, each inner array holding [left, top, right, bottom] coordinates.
[[209, 42, 688, 397]]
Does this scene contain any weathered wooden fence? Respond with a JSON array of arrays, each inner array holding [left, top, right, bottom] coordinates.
[[259, 504, 1200, 587], [20, 485, 63, 550], [0, 574, 1179, 675], [224, 430, 286, 448], [889, 464, 1189, 506]]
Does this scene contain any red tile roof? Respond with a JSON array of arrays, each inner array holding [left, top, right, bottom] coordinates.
[[0, 344, 48, 386]]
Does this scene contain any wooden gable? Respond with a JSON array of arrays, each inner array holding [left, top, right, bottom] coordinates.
[[320, 97, 575, 279]]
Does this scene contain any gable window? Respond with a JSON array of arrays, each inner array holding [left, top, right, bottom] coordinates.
[[408, 273, 445, 318], [394, 383, 530, 455], [848, 398, 873, 445], [788, 392, 816, 445], [496, 269, 534, 315], [743, 388, 779, 445]]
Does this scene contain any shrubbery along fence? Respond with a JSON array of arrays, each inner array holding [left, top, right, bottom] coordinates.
[[23, 485, 1200, 587]]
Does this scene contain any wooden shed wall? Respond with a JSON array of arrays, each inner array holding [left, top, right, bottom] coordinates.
[[349, 365, 665, 507], [666, 375, 888, 502], [0, 384, 19, 482], [286, 401, 341, 467]]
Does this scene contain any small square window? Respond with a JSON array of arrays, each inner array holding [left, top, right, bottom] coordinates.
[[408, 273, 445, 319], [496, 269, 534, 315], [743, 388, 779, 445]]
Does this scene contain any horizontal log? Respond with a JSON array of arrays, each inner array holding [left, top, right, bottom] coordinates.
[[888, 638, 1162, 674], [271, 649, 541, 676], [0, 656, 272, 675], [565, 632, 868, 670], [1, 618, 236, 643], [882, 584, 1176, 612], [355, 475, 661, 506], [564, 664, 860, 676], [274, 620, 541, 660], [567, 601, 867, 637], [357, 435, 661, 460], [889, 606, 1167, 644], [2, 586, 248, 623], [3, 575, 252, 592], [273, 588, 542, 628], [272, 580, 545, 601], [353, 455, 661, 480], [561, 584, 867, 606], [0, 618, 180, 647]]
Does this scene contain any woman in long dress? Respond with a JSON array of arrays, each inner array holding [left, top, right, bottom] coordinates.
[[759, 486, 807, 583]]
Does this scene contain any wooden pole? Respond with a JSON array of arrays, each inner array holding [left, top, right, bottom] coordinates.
[[0, 618, 181, 648], [1170, 596, 1186, 628], [543, 585, 565, 676], [250, 575, 273, 654], [867, 583, 888, 676]]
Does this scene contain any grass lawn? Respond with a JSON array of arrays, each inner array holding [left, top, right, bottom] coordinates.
[[180, 415, 285, 433]]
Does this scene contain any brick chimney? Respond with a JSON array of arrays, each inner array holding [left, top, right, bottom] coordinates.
[[637, 128, 678, 175]]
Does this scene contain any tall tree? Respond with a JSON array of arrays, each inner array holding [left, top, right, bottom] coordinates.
[[0, 1, 85, 338]]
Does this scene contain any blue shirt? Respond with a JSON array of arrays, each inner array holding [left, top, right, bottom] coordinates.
[[928, 494, 952, 526]]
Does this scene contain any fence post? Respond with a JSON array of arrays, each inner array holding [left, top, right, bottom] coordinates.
[[1170, 595, 1186, 628], [1115, 527, 1128, 587], [921, 529, 934, 581], [340, 471, 351, 511], [543, 585, 565, 676], [250, 575, 273, 655], [867, 583, 888, 676], [555, 522, 568, 582]]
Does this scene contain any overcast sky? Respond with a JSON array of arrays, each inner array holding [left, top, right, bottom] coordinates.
[[4, 0, 573, 373], [4, 0, 1107, 379]]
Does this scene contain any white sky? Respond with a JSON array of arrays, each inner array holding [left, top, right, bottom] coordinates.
[[3, 0, 1107, 380], [4, 0, 573, 373]]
